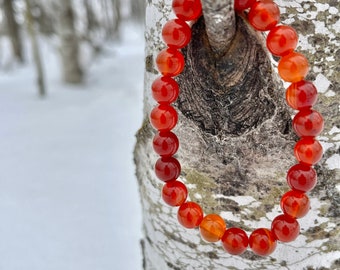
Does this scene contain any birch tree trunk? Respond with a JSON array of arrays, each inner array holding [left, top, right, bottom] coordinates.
[[135, 0, 340, 269], [54, 0, 83, 84], [3, 0, 24, 62]]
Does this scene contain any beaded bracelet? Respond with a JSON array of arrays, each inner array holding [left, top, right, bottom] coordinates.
[[149, 0, 324, 256]]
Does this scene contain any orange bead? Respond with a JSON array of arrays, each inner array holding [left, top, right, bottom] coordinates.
[[172, 0, 202, 21], [162, 180, 188, 206], [294, 137, 323, 166], [156, 48, 185, 76], [249, 228, 277, 256], [162, 19, 191, 48], [221, 228, 249, 255], [266, 25, 298, 56], [286, 80, 318, 110], [280, 190, 310, 219], [292, 109, 324, 137], [248, 1, 280, 31], [271, 214, 300, 242], [177, 202, 203, 228], [199, 214, 226, 242], [278, 52, 309, 82], [234, 0, 256, 11], [150, 104, 178, 131]]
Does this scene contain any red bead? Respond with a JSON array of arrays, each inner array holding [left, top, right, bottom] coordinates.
[[172, 0, 202, 21], [177, 202, 204, 228], [278, 52, 309, 82], [162, 19, 191, 48], [162, 180, 188, 206], [234, 0, 256, 11], [287, 163, 317, 192], [199, 214, 226, 242], [153, 131, 179, 157], [151, 76, 179, 104], [248, 1, 280, 31], [271, 214, 300, 242], [221, 228, 249, 255], [281, 190, 310, 219], [286, 80, 318, 110], [249, 228, 277, 256], [294, 138, 323, 166], [155, 157, 181, 182], [150, 104, 178, 131], [266, 25, 298, 56], [156, 48, 185, 76], [292, 109, 324, 137]]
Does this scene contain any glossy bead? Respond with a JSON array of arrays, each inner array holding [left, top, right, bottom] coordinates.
[[199, 214, 226, 242], [281, 190, 310, 219], [271, 214, 300, 242], [278, 52, 309, 82], [151, 77, 179, 104], [162, 180, 188, 206], [172, 0, 202, 21], [150, 104, 178, 131], [221, 228, 249, 255], [249, 228, 277, 256], [266, 25, 298, 56], [234, 0, 256, 11], [248, 1, 280, 31], [153, 131, 179, 157], [178, 202, 204, 228], [286, 80, 318, 110], [294, 137, 323, 166], [156, 48, 185, 76], [287, 163, 317, 192], [292, 109, 324, 137], [162, 19, 191, 48], [155, 157, 181, 182]]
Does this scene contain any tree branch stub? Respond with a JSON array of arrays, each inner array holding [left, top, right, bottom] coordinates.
[[201, 0, 236, 56]]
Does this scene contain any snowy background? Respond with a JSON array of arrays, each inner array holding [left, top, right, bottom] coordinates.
[[0, 22, 144, 270]]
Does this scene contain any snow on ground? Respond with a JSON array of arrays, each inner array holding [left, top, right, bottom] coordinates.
[[0, 23, 144, 270]]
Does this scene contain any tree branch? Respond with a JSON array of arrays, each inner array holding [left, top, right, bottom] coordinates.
[[201, 0, 235, 56]]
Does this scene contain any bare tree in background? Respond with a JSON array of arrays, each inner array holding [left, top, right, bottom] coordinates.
[[135, 0, 340, 269], [3, 0, 24, 62], [53, 0, 83, 84], [130, 0, 145, 23], [25, 0, 45, 97]]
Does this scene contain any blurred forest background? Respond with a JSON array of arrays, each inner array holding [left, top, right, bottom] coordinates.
[[0, 0, 145, 94]]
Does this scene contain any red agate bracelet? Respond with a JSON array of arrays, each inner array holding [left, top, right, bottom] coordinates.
[[149, 0, 324, 257]]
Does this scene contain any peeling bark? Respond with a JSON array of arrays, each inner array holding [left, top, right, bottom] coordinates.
[[135, 0, 340, 269]]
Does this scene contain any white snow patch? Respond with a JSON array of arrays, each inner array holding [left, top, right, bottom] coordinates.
[[329, 126, 340, 135], [325, 154, 340, 170], [314, 73, 331, 93]]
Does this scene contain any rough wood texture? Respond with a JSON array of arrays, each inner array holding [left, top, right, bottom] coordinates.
[[201, 0, 235, 56], [135, 0, 340, 269]]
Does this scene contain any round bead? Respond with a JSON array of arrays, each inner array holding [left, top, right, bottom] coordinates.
[[153, 131, 179, 157], [234, 0, 256, 11], [150, 104, 178, 131], [287, 163, 317, 192], [271, 214, 300, 242], [266, 25, 298, 56], [249, 228, 277, 256], [172, 0, 202, 21], [248, 1, 280, 31], [294, 138, 323, 166], [155, 157, 181, 182], [221, 228, 249, 255], [151, 76, 179, 104], [162, 180, 188, 206], [280, 190, 310, 219], [286, 80, 318, 110], [162, 19, 191, 48], [292, 109, 324, 137], [156, 48, 185, 77], [199, 214, 226, 242], [278, 52, 309, 82], [178, 202, 204, 228]]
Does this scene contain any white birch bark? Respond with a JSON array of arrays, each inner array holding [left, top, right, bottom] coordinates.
[[53, 0, 83, 84], [135, 0, 340, 269]]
